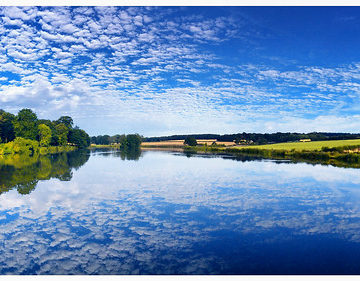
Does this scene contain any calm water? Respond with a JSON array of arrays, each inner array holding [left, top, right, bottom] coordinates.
[[1, 149, 360, 274]]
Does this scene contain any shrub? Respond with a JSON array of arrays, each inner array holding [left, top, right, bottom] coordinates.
[[3, 138, 40, 155], [184, 137, 197, 146]]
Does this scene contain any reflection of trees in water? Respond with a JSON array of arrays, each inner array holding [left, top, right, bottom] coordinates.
[[184, 150, 197, 158], [180, 150, 263, 162], [115, 147, 141, 161], [179, 150, 360, 168], [91, 147, 142, 161], [0, 150, 90, 195], [0, 148, 139, 196]]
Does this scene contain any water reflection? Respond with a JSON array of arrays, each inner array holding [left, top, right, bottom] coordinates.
[[0, 150, 90, 195], [1, 150, 360, 274], [91, 147, 142, 160]]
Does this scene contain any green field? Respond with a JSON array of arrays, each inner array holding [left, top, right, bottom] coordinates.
[[237, 139, 360, 151]]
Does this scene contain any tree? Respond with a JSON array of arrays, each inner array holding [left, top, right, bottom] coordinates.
[[119, 135, 128, 148], [38, 124, 52, 147], [90, 136, 97, 144], [0, 110, 15, 143], [38, 119, 57, 145], [126, 134, 142, 149], [13, 109, 38, 140], [118, 134, 127, 146], [184, 136, 197, 146], [68, 128, 90, 148], [57, 116, 73, 129], [55, 123, 69, 146], [113, 134, 121, 144], [99, 135, 111, 145]]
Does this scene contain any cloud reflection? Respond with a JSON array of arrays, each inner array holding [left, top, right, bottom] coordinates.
[[0, 150, 360, 274]]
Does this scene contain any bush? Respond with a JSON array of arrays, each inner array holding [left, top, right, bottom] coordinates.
[[184, 137, 197, 146], [0, 138, 39, 155], [13, 137, 39, 155]]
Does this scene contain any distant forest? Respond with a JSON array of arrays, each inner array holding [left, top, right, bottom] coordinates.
[[90, 134, 142, 150], [143, 132, 360, 145]]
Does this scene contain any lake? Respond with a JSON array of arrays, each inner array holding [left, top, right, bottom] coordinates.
[[1, 148, 360, 274]]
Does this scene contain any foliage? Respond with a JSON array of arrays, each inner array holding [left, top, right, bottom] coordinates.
[[125, 134, 142, 149], [90, 134, 142, 151], [144, 132, 360, 145], [90, 134, 129, 146], [91, 134, 111, 145], [12, 137, 39, 155], [114, 134, 126, 144], [56, 116, 74, 129], [0, 110, 15, 143], [68, 128, 90, 148], [0, 137, 39, 155], [13, 108, 38, 140], [184, 136, 197, 146], [54, 123, 69, 146], [237, 139, 360, 152], [38, 124, 52, 147], [0, 108, 90, 151]]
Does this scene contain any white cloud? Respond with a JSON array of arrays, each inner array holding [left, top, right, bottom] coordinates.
[[2, 16, 23, 26], [0, 7, 359, 135], [1, 6, 36, 21], [61, 23, 79, 34]]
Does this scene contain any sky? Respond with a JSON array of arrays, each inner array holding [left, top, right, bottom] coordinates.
[[0, 6, 360, 136]]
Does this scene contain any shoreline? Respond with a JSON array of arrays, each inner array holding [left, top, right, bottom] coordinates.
[[141, 143, 360, 168], [184, 145, 360, 168], [78, 140, 360, 168], [0, 138, 77, 157], [90, 143, 360, 168]]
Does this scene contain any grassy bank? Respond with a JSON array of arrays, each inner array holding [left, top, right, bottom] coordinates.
[[92, 139, 360, 167], [183, 139, 360, 168], [236, 139, 360, 151], [90, 144, 119, 148], [141, 139, 235, 148]]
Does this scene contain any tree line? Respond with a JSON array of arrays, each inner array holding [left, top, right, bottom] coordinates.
[[91, 134, 142, 150], [144, 132, 360, 145], [0, 108, 90, 148]]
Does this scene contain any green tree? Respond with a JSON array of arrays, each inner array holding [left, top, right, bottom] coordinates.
[[56, 116, 73, 129], [38, 119, 54, 129], [126, 134, 142, 149], [100, 135, 111, 145], [38, 119, 57, 145], [13, 109, 38, 140], [68, 128, 90, 148], [38, 124, 52, 147], [119, 135, 128, 148], [184, 136, 197, 146], [118, 134, 126, 145], [55, 123, 69, 146], [0, 110, 15, 143]]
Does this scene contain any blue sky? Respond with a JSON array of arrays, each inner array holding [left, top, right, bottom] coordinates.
[[0, 6, 360, 136]]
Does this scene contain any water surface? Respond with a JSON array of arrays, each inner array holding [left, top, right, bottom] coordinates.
[[1, 149, 360, 274]]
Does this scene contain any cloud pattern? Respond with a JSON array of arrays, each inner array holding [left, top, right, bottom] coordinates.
[[0, 7, 360, 135]]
